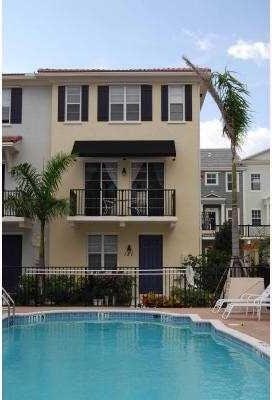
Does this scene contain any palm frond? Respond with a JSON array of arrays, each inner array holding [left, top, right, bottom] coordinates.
[[10, 163, 41, 196], [42, 152, 76, 197], [3, 191, 35, 218], [45, 198, 70, 221]]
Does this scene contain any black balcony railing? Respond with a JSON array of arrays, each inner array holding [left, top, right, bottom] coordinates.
[[70, 189, 176, 217], [202, 224, 270, 238], [3, 190, 23, 217]]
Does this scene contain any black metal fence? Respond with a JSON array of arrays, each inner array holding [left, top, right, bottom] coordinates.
[[3, 190, 23, 217], [70, 189, 176, 217], [2, 265, 269, 308]]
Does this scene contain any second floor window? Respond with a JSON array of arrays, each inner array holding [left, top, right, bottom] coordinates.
[[252, 209, 261, 226], [251, 174, 261, 190], [205, 172, 218, 185], [109, 85, 140, 122], [65, 86, 81, 121], [168, 85, 185, 121], [226, 172, 239, 192], [2, 88, 11, 124]]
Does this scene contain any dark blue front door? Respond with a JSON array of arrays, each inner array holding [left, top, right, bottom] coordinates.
[[2, 235, 22, 295], [139, 235, 163, 294]]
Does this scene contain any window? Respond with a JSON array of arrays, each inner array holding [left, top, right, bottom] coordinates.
[[251, 174, 261, 190], [109, 85, 140, 122], [168, 85, 185, 121], [2, 89, 11, 124], [205, 172, 218, 185], [88, 234, 118, 270], [226, 208, 240, 224], [65, 86, 81, 121], [226, 172, 239, 192], [252, 210, 261, 226]]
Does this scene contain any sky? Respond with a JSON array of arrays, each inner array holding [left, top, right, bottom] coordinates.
[[3, 0, 270, 157]]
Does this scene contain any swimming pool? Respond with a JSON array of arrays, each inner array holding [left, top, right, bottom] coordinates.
[[3, 311, 269, 400]]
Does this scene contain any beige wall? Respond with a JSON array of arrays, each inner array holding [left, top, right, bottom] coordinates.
[[48, 77, 201, 267]]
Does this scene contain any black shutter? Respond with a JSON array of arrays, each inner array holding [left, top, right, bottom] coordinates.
[[141, 85, 152, 121], [81, 85, 89, 121], [58, 86, 65, 122], [10, 88, 22, 124], [161, 85, 168, 121], [97, 86, 109, 121], [185, 84, 192, 121]]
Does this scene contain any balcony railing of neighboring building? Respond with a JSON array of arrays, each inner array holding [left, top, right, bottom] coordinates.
[[202, 223, 270, 238], [70, 189, 176, 217], [2, 190, 23, 217]]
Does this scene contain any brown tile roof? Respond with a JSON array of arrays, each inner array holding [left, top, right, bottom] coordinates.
[[2, 135, 23, 143], [37, 67, 211, 73]]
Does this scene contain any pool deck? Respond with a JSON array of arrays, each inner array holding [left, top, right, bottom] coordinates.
[[14, 306, 270, 344]]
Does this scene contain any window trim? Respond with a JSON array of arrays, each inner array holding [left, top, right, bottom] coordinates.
[[226, 207, 240, 224], [250, 173, 261, 191], [65, 85, 82, 122], [225, 172, 240, 192], [87, 233, 118, 270], [168, 84, 185, 122], [251, 209, 261, 226], [2, 88, 11, 125], [205, 172, 219, 186], [109, 84, 141, 122]]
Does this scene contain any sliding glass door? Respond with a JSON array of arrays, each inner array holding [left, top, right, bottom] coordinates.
[[131, 162, 164, 216], [85, 162, 117, 216]]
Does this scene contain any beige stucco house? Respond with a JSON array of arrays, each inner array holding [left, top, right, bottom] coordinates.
[[3, 67, 209, 294]]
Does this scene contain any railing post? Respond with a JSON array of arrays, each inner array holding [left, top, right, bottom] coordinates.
[[173, 190, 176, 216]]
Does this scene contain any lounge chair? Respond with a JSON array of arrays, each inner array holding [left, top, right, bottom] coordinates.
[[221, 289, 270, 320], [212, 285, 270, 313]]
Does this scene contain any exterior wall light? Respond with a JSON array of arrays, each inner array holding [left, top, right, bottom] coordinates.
[[122, 167, 127, 176]]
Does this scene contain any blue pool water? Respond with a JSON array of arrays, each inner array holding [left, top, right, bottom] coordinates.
[[3, 313, 269, 400]]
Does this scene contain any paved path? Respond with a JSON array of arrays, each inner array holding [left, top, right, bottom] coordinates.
[[14, 306, 270, 344]]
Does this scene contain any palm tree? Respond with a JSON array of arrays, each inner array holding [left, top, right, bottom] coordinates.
[[5, 152, 76, 268], [183, 56, 251, 274]]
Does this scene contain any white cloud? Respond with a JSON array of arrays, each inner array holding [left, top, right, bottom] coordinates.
[[200, 119, 229, 148], [240, 127, 270, 157], [227, 40, 269, 61], [200, 119, 270, 158], [182, 29, 215, 51]]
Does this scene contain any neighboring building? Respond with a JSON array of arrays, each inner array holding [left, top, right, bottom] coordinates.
[[2, 77, 51, 291], [201, 148, 270, 254], [201, 148, 244, 250], [242, 148, 270, 232]]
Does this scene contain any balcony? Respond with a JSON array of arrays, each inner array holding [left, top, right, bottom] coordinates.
[[202, 224, 270, 240], [2, 190, 31, 227], [68, 189, 177, 225]]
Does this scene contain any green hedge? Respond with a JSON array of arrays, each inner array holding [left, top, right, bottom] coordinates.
[[15, 275, 135, 306]]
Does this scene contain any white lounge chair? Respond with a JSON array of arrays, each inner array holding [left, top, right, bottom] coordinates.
[[212, 285, 270, 313], [221, 288, 270, 320]]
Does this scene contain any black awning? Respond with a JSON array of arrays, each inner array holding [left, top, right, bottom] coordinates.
[[72, 140, 176, 158]]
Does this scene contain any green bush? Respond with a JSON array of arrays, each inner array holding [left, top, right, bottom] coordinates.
[[15, 274, 135, 306]]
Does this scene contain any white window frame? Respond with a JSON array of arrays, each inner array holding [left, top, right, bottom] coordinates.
[[65, 85, 82, 122], [205, 172, 218, 186], [109, 85, 141, 122], [226, 207, 240, 224], [2, 88, 11, 125], [250, 173, 261, 191], [225, 172, 240, 192], [251, 209, 261, 226], [168, 84, 185, 122], [87, 234, 118, 270]]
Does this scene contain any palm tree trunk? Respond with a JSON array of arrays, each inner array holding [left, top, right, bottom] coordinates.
[[39, 220, 45, 268], [231, 144, 241, 276]]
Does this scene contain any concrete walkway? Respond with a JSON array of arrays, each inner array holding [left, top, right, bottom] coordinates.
[[14, 306, 270, 344]]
